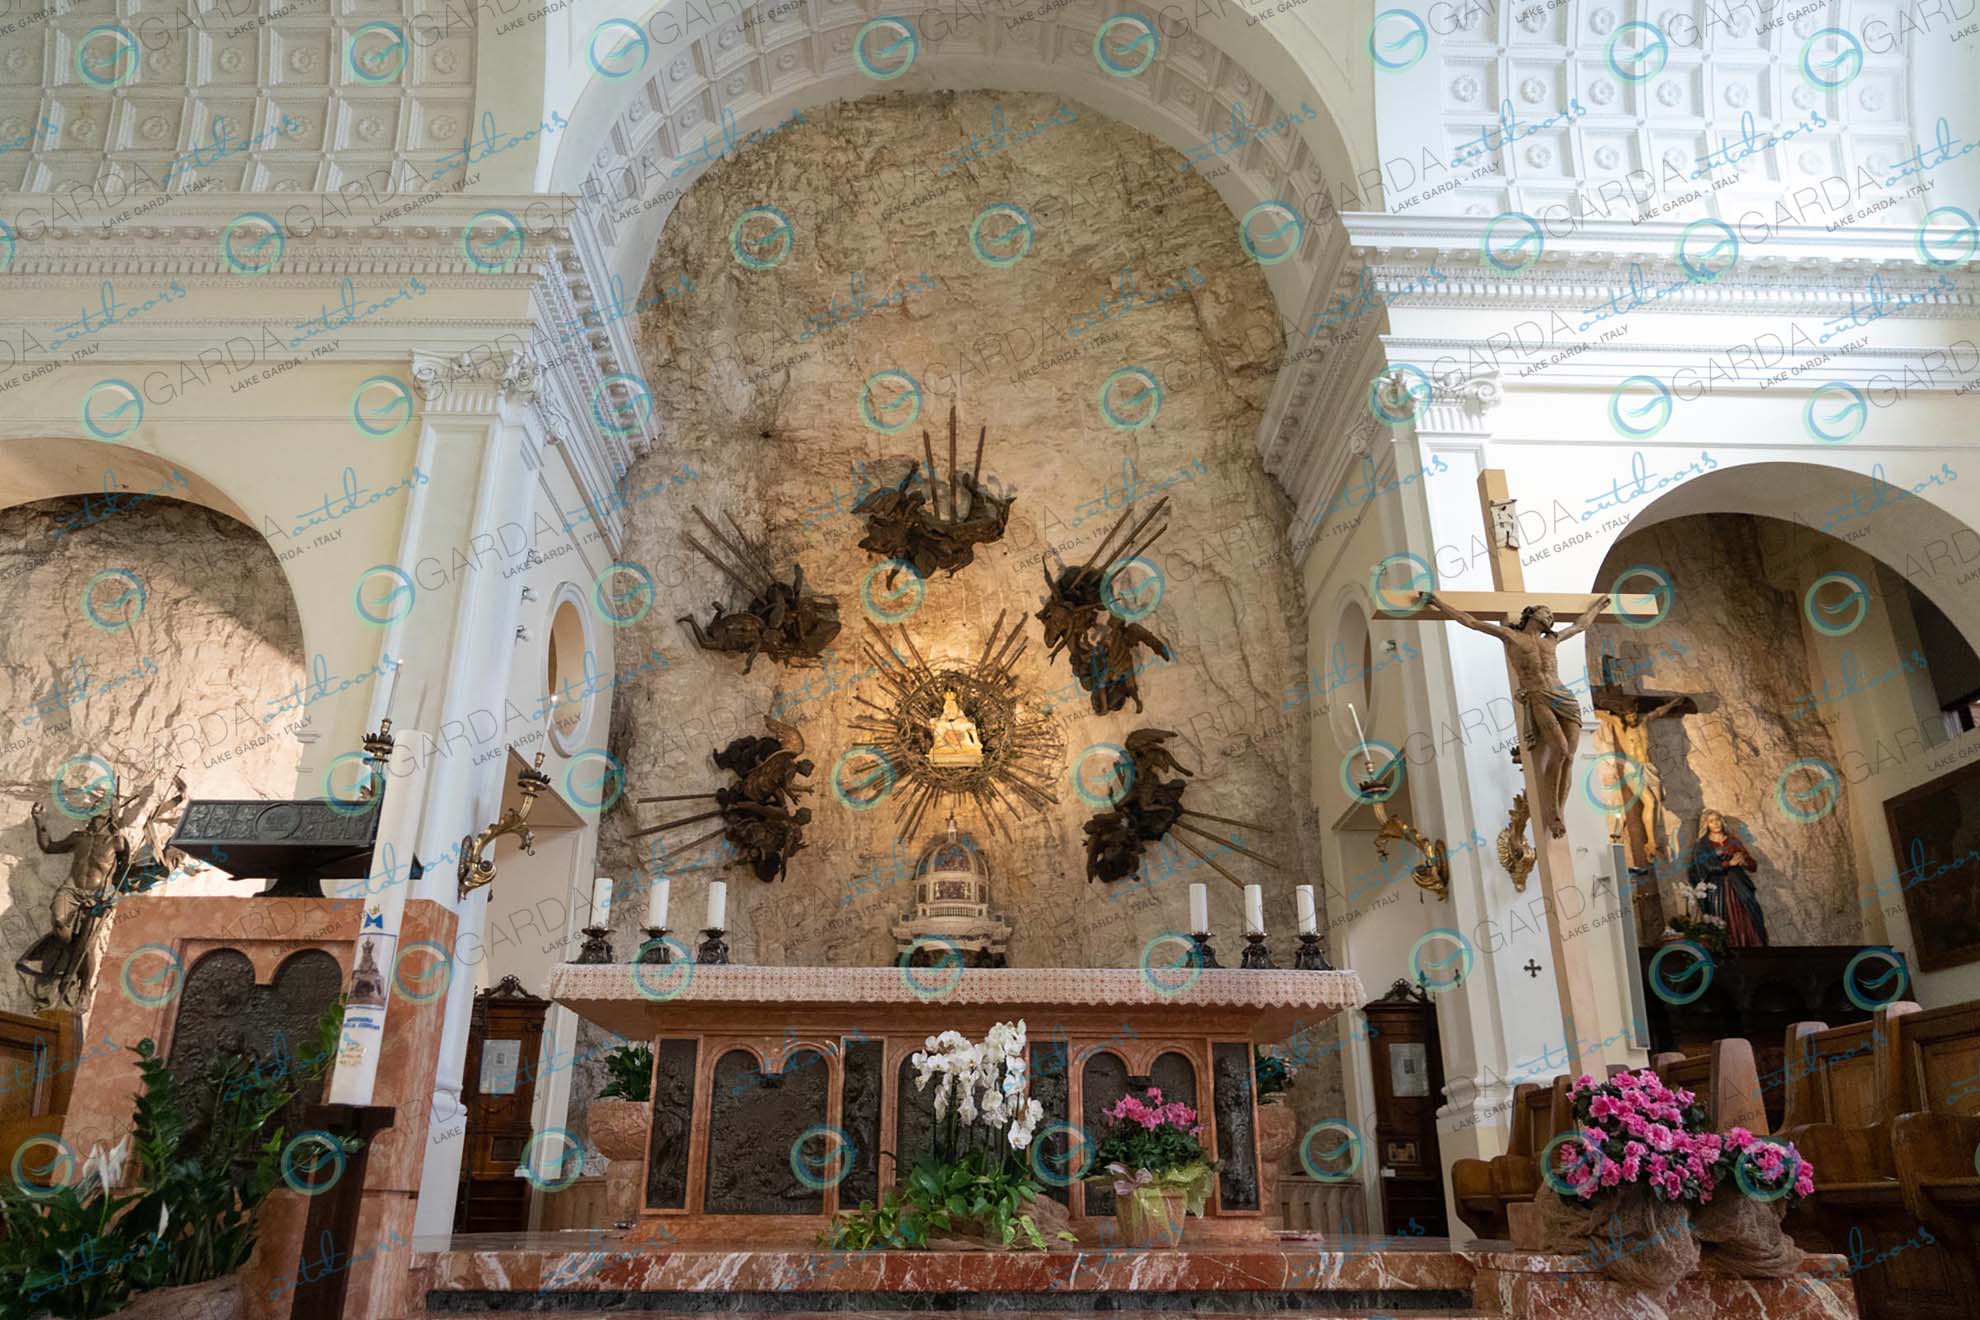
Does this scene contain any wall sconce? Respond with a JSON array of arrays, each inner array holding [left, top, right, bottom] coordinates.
[[458, 752, 552, 900]]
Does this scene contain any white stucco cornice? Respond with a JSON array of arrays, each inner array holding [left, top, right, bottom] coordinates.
[[1338, 212, 1980, 317], [0, 190, 648, 542]]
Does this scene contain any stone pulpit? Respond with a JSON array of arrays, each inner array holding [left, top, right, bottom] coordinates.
[[890, 818, 1011, 967], [547, 963, 1364, 1244]]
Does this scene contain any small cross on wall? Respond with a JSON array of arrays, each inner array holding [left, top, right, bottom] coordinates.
[[1523, 959, 1543, 979]]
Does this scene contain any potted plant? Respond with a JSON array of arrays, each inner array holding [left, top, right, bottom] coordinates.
[[1664, 906, 1730, 962], [1, 1007, 350, 1319], [1086, 1087, 1214, 1248], [1254, 1047, 1296, 1102], [827, 1021, 1067, 1251], [1692, 1126, 1814, 1277], [588, 1041, 654, 1226], [1539, 1069, 1712, 1299], [1252, 1048, 1300, 1224]]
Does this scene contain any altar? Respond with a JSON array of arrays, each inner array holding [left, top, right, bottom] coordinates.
[[546, 962, 1365, 1244]]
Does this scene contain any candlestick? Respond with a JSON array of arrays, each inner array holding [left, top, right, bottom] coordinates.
[[1294, 933, 1332, 971], [590, 876, 614, 929], [1241, 931, 1274, 969], [1243, 883, 1265, 936], [706, 879, 727, 931], [1296, 884, 1317, 936], [638, 928, 672, 964], [697, 928, 730, 964], [1188, 882, 1208, 934], [1189, 931, 1220, 969], [647, 876, 671, 931]]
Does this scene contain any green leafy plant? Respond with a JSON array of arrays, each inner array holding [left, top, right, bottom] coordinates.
[[824, 1022, 1071, 1252], [1665, 913, 1729, 962], [1254, 1047, 1295, 1099], [597, 1042, 654, 1103], [0, 1001, 353, 1316], [0, 1144, 161, 1319], [830, 1149, 1052, 1251]]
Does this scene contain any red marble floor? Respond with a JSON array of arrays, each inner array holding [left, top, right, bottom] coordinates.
[[408, 1232, 1859, 1318]]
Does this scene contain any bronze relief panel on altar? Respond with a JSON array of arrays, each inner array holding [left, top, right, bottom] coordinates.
[[840, 1037, 885, 1208], [1079, 1050, 1129, 1217], [704, 1047, 830, 1214], [1030, 1039, 1070, 1206], [895, 1055, 937, 1173], [1211, 1042, 1258, 1211], [645, 1039, 698, 1210]]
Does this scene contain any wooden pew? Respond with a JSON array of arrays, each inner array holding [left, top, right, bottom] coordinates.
[[1885, 1002, 1980, 1316], [1651, 1037, 1768, 1134], [1449, 1076, 1571, 1240], [0, 1009, 80, 1187], [1450, 1083, 1529, 1239], [1789, 1002, 1970, 1320], [1779, 1004, 1919, 1138]]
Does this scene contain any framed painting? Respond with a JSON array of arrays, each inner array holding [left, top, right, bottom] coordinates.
[[1883, 757, 1980, 973]]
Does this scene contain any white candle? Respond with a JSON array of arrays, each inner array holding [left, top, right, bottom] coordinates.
[[647, 876, 670, 929], [590, 876, 613, 928], [1188, 882, 1209, 934], [382, 653, 403, 718], [1296, 885, 1317, 936], [706, 879, 728, 931], [1244, 884, 1265, 935], [1347, 703, 1377, 777]]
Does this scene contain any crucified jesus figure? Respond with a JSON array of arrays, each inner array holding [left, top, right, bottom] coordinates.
[[1417, 593, 1609, 840], [1595, 696, 1688, 862]]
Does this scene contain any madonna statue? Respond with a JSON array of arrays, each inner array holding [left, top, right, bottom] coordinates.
[[1689, 809, 1768, 948]]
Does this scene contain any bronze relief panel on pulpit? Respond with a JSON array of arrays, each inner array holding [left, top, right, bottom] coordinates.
[[167, 947, 342, 1132]]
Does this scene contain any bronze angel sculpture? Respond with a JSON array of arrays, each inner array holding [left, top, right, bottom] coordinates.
[[635, 717, 814, 882]]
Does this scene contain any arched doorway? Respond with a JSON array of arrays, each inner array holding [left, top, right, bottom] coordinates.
[[1, 442, 311, 1017], [1587, 459, 1980, 1010]]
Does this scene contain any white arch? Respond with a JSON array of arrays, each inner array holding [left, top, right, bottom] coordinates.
[[1596, 457, 1980, 652], [542, 0, 1379, 320]]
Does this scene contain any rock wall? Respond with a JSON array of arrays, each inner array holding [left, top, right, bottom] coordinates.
[[580, 91, 1341, 1130], [0, 496, 307, 1018], [1591, 514, 1860, 945]]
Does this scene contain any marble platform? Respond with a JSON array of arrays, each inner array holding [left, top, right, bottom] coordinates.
[[408, 1234, 1859, 1318]]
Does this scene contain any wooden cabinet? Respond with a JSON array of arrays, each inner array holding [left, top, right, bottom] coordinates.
[[453, 976, 549, 1236], [1360, 979, 1448, 1238]]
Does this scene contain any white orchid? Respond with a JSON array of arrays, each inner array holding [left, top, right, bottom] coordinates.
[[80, 1136, 131, 1194], [1008, 1098, 1043, 1151]]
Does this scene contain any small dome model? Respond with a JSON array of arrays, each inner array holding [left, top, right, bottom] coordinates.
[[892, 816, 1012, 968]]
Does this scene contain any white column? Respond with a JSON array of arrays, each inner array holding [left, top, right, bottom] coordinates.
[[1380, 377, 1574, 1235], [407, 364, 542, 1238]]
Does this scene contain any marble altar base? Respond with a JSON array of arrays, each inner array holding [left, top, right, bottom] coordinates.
[[546, 965, 1364, 1243], [406, 1236, 1858, 1319]]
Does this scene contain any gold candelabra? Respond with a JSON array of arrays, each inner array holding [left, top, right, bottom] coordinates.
[[458, 752, 552, 900]]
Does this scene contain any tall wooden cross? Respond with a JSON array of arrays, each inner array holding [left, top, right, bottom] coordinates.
[[1373, 470, 1657, 1074]]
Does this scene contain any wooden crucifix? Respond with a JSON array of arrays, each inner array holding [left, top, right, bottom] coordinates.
[[1373, 470, 1659, 1074], [1591, 675, 1703, 870]]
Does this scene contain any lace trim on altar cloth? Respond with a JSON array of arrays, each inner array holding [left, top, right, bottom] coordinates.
[[545, 964, 1365, 1009]]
